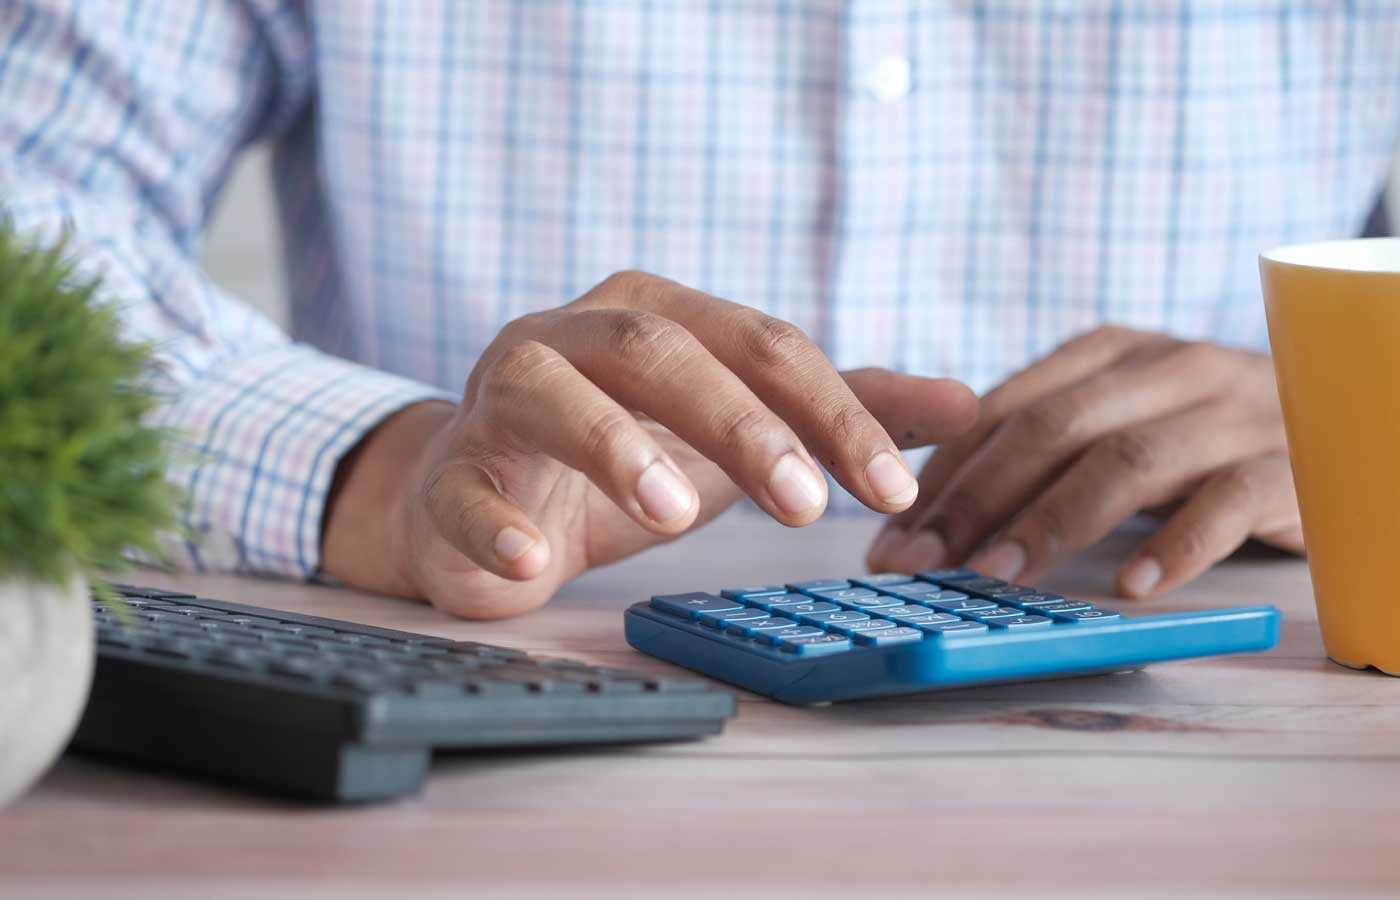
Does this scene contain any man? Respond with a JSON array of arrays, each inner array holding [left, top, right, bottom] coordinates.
[[3, 2, 1396, 619]]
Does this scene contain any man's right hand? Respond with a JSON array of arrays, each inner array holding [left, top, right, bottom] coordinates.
[[322, 271, 978, 619]]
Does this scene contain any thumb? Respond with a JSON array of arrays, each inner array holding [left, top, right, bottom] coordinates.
[[841, 367, 979, 450]]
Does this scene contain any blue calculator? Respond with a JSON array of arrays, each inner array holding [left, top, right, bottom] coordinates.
[[624, 570, 1281, 704]]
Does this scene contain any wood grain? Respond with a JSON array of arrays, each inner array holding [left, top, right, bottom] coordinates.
[[4, 510, 1400, 897]]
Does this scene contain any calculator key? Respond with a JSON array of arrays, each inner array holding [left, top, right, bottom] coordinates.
[[782, 603, 845, 624], [1009, 593, 1071, 609], [826, 618, 898, 636], [1052, 608, 1122, 624], [849, 573, 917, 589], [918, 620, 990, 637], [732, 616, 800, 636], [815, 589, 902, 610], [963, 606, 1025, 622], [650, 593, 743, 620], [809, 586, 876, 602], [880, 605, 937, 623], [1024, 599, 1093, 614], [882, 582, 948, 601], [916, 568, 979, 584], [746, 592, 811, 611], [696, 606, 771, 628], [768, 599, 840, 616], [853, 626, 924, 646], [947, 577, 1012, 594], [988, 614, 1054, 630], [788, 578, 850, 593], [924, 596, 997, 613], [720, 584, 789, 599], [903, 612, 964, 627], [759, 626, 827, 645], [801, 609, 871, 625], [779, 633, 853, 656]]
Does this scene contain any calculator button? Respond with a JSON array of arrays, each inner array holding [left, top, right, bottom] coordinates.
[[963, 606, 1024, 622], [788, 578, 851, 593], [948, 577, 1012, 594], [925, 596, 996, 613], [735, 616, 801, 636], [759, 625, 827, 645], [853, 626, 924, 646], [880, 605, 937, 623], [882, 582, 947, 601], [916, 568, 979, 584], [904, 612, 963, 627], [650, 593, 743, 620], [815, 589, 902, 610], [849, 573, 917, 589], [1009, 593, 1071, 609], [801, 609, 871, 625], [696, 606, 771, 627], [747, 592, 811, 611], [826, 618, 897, 636], [768, 600, 840, 616], [720, 584, 789, 599], [1025, 599, 1093, 614], [779, 633, 853, 656], [988, 615, 1054, 629], [1052, 608, 1122, 624], [918, 620, 990, 636]]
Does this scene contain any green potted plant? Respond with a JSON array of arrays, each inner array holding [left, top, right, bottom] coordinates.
[[0, 222, 176, 804]]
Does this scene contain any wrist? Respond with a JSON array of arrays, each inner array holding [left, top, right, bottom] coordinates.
[[321, 400, 457, 596]]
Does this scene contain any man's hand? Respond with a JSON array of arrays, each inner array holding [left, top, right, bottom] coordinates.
[[867, 326, 1304, 598], [322, 271, 977, 618]]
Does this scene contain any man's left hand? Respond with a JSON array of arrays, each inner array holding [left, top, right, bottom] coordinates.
[[866, 326, 1304, 597]]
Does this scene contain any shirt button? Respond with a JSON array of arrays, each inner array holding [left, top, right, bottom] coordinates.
[[863, 55, 911, 102]]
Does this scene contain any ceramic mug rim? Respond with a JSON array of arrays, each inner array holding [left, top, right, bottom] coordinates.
[[1262, 236, 1400, 274]]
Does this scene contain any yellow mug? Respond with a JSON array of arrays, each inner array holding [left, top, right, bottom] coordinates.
[[1261, 237, 1400, 674]]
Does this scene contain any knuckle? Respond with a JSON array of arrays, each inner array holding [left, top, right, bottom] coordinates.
[[1097, 430, 1159, 475], [1007, 401, 1076, 446], [1215, 464, 1260, 508], [740, 314, 813, 369], [1169, 339, 1227, 376], [1171, 520, 1215, 563], [605, 310, 684, 363], [482, 339, 556, 401], [713, 404, 779, 454], [596, 269, 663, 306], [1022, 502, 1073, 552], [824, 401, 879, 451], [577, 408, 641, 462]]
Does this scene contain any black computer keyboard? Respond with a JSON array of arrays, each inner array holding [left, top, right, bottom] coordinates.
[[76, 585, 735, 802]]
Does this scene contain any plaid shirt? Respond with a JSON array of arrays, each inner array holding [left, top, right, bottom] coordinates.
[[3, 1, 1398, 578]]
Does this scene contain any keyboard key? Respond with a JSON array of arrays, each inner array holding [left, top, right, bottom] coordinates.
[[788, 578, 850, 593], [916, 568, 979, 584], [917, 620, 990, 637], [988, 614, 1054, 630], [801, 609, 871, 626], [746, 592, 812, 611], [696, 606, 771, 628], [826, 618, 898, 636], [1052, 608, 1122, 624], [849, 573, 917, 589], [650, 593, 743, 620], [853, 626, 924, 646], [720, 584, 789, 599], [963, 606, 1025, 622], [1024, 599, 1093, 614], [925, 596, 997, 613], [759, 625, 827, 645], [779, 633, 853, 656]]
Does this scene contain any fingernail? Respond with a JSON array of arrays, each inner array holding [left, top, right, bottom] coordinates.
[[868, 528, 912, 567], [494, 525, 538, 561], [1120, 557, 1162, 597], [768, 452, 827, 517], [636, 460, 695, 523], [890, 530, 947, 573], [865, 451, 918, 506], [970, 540, 1026, 581]]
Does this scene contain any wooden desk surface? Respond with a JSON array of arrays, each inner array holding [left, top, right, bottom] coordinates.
[[4, 510, 1400, 898]]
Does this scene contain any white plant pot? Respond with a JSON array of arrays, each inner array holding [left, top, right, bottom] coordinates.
[[0, 574, 94, 806]]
